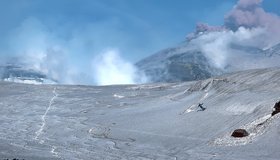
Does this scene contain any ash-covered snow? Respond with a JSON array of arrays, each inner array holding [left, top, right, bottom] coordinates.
[[0, 67, 280, 159]]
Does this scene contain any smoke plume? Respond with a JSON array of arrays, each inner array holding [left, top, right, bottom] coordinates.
[[225, 0, 280, 44], [188, 0, 280, 72]]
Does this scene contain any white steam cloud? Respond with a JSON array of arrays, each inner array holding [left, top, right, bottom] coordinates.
[[4, 18, 83, 84], [188, 0, 280, 72], [1, 17, 147, 85], [92, 49, 147, 85], [191, 27, 273, 71]]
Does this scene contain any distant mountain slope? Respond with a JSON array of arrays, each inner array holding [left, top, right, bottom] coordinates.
[[0, 64, 56, 84], [136, 41, 280, 83], [136, 43, 222, 82], [263, 43, 280, 56]]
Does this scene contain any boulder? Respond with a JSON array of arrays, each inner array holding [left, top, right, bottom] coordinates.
[[272, 101, 280, 116], [231, 129, 249, 138]]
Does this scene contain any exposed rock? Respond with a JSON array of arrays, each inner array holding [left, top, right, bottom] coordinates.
[[231, 129, 249, 138], [271, 101, 280, 116]]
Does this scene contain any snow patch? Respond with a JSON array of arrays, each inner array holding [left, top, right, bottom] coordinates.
[[113, 94, 125, 99], [211, 114, 277, 146]]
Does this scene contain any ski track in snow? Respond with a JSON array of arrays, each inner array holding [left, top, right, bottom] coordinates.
[[34, 87, 60, 157], [182, 81, 212, 114], [34, 87, 58, 142], [182, 92, 209, 114], [89, 124, 208, 142], [88, 125, 182, 160]]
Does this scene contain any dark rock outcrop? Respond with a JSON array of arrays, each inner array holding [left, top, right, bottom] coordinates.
[[271, 101, 280, 116], [231, 129, 249, 138]]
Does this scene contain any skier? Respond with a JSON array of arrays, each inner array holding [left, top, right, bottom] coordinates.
[[197, 103, 206, 111]]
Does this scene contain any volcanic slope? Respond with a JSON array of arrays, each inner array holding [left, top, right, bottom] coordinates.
[[0, 67, 280, 160], [136, 42, 280, 83]]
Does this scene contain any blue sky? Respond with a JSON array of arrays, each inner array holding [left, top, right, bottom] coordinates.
[[0, 0, 279, 63]]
